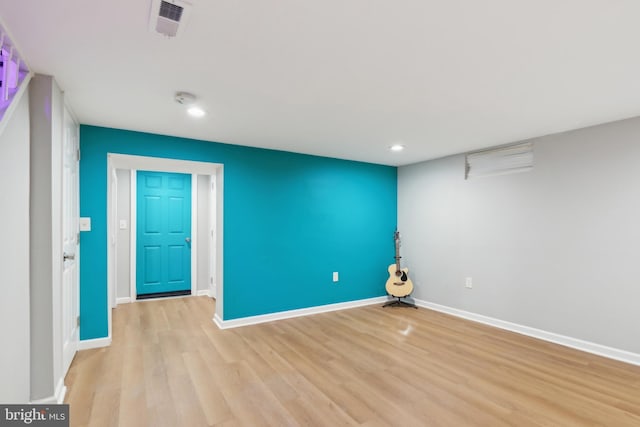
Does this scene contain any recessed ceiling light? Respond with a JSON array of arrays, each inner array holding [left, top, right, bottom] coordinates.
[[187, 106, 206, 118], [390, 144, 405, 152]]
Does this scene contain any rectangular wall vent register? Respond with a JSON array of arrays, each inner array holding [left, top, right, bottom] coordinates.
[[465, 142, 534, 179]]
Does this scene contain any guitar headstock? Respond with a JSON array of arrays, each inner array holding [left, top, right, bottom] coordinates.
[[393, 230, 402, 264]]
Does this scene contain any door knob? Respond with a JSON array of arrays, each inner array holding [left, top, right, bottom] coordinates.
[[185, 237, 191, 243]]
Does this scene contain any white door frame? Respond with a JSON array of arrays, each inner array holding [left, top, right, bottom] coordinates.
[[209, 175, 217, 298], [106, 154, 224, 339], [111, 168, 118, 309]]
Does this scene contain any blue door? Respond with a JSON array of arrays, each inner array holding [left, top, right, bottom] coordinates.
[[136, 171, 192, 298]]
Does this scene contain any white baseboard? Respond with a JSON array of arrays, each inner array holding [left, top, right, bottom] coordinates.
[[213, 313, 224, 329], [77, 337, 112, 351], [55, 379, 67, 404], [197, 289, 212, 297], [414, 298, 640, 367], [31, 378, 66, 404], [214, 296, 389, 329], [116, 297, 131, 305]]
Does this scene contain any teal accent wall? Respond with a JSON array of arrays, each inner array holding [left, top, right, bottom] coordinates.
[[79, 125, 397, 340]]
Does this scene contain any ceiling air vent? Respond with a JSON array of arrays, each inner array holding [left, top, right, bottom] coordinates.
[[149, 0, 192, 38]]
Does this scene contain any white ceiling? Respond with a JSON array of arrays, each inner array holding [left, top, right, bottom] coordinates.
[[2, 1, 640, 166]]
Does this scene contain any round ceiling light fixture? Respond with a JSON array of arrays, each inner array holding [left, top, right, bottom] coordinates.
[[175, 91, 206, 118], [389, 144, 405, 152], [175, 91, 197, 105]]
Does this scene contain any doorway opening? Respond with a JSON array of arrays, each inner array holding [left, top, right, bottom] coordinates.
[[106, 154, 224, 340], [136, 170, 193, 299]]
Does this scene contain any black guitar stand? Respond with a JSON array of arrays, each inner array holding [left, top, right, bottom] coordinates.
[[383, 296, 418, 309]]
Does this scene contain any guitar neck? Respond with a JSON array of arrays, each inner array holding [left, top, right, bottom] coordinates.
[[394, 233, 402, 271]]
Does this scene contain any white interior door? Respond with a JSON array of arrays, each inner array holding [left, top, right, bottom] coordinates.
[[62, 107, 79, 374]]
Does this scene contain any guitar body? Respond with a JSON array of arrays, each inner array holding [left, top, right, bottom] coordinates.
[[385, 263, 414, 297]]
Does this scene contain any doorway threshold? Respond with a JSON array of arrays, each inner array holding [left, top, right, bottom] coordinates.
[[137, 290, 192, 300]]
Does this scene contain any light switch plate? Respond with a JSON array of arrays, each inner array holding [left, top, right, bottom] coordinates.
[[79, 217, 91, 232]]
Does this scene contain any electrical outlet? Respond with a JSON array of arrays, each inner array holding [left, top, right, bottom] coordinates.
[[465, 277, 473, 289], [333, 272, 339, 282]]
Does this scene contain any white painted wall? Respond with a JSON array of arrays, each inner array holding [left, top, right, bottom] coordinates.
[[28, 74, 65, 401], [197, 174, 211, 294], [115, 169, 131, 300], [398, 117, 640, 355], [51, 75, 64, 402], [0, 86, 31, 403]]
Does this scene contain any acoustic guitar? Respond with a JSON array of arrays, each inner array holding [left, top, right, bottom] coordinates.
[[385, 230, 414, 297]]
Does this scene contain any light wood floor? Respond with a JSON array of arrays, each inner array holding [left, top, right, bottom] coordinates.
[[65, 296, 640, 427]]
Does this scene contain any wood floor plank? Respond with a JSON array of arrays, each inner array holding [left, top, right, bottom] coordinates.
[[65, 296, 640, 426], [117, 348, 148, 427], [141, 342, 179, 427]]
